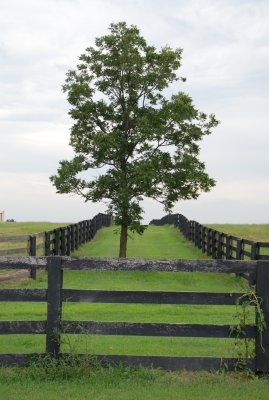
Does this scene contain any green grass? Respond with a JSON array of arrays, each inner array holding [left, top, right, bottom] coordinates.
[[1, 224, 267, 399], [0, 222, 69, 259], [207, 224, 269, 242], [72, 224, 211, 258], [1, 364, 269, 400], [0, 225, 250, 356], [0, 222, 70, 236], [206, 223, 269, 257]]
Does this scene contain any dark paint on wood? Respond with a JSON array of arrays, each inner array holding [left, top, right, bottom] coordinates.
[[62, 320, 256, 338], [0, 320, 46, 334], [46, 257, 63, 356], [61, 289, 244, 305], [0, 288, 47, 302], [0, 353, 255, 371]]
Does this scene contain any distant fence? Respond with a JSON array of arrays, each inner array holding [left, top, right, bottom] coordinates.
[[0, 256, 268, 372], [0, 213, 111, 278], [150, 214, 269, 262]]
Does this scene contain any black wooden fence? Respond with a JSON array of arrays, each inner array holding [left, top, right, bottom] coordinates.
[[150, 214, 269, 261], [0, 213, 111, 279], [0, 256, 269, 372]]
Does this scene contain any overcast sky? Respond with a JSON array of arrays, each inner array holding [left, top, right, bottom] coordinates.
[[0, 0, 268, 224]]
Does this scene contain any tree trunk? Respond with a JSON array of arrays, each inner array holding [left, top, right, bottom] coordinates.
[[119, 224, 128, 257]]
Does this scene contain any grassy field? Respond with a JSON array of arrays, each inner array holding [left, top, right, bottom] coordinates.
[[0, 224, 268, 399], [0, 225, 249, 356], [0, 222, 69, 236], [1, 365, 269, 400], [207, 224, 269, 242], [0, 222, 69, 263]]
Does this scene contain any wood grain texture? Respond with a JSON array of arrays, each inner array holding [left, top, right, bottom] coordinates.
[[0, 353, 255, 370], [61, 289, 244, 305], [0, 288, 47, 301], [61, 320, 256, 338], [60, 257, 258, 273], [0, 320, 46, 334]]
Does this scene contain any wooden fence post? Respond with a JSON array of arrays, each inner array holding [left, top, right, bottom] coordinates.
[[79, 222, 82, 245], [249, 242, 258, 285], [196, 224, 201, 248], [46, 257, 63, 356], [217, 233, 223, 259], [206, 229, 212, 256], [29, 235, 37, 279], [236, 239, 243, 260], [255, 261, 269, 372], [66, 226, 71, 256], [251, 242, 258, 260], [70, 225, 75, 252], [44, 231, 51, 256], [54, 229, 60, 255], [85, 220, 90, 242], [75, 224, 79, 250], [83, 221, 86, 243], [60, 228, 66, 256], [211, 231, 217, 259], [225, 235, 231, 259], [201, 227, 205, 253]]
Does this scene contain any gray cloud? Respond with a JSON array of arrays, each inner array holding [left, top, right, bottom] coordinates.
[[0, 0, 268, 223]]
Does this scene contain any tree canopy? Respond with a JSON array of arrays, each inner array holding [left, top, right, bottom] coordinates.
[[51, 22, 219, 257]]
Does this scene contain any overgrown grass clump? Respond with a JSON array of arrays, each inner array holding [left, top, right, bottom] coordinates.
[[1, 358, 269, 400]]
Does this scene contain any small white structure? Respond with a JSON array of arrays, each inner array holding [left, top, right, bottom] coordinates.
[[0, 211, 4, 223]]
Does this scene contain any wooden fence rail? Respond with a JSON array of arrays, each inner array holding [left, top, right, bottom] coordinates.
[[0, 213, 111, 279], [150, 214, 269, 262], [0, 256, 268, 372]]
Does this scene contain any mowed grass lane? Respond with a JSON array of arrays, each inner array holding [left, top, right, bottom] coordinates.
[[0, 225, 250, 357]]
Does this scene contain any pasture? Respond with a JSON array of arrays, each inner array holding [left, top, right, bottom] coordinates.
[[1, 223, 269, 399], [207, 224, 269, 242], [0, 222, 69, 264]]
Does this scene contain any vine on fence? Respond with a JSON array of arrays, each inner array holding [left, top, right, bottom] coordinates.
[[230, 286, 266, 363]]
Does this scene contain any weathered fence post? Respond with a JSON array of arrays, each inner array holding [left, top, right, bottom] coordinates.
[[206, 229, 212, 256], [44, 231, 51, 256], [251, 242, 258, 260], [46, 257, 63, 356], [225, 235, 231, 259], [54, 229, 60, 255], [70, 225, 75, 252], [211, 230, 217, 259], [236, 239, 243, 260], [255, 261, 269, 373], [66, 226, 71, 256], [60, 228, 66, 256], [249, 242, 258, 285], [75, 223, 79, 250], [83, 221, 86, 243], [29, 235, 37, 279], [217, 232, 223, 259], [85, 220, 90, 242]]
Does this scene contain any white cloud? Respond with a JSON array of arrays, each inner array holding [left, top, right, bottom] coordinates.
[[0, 0, 268, 223]]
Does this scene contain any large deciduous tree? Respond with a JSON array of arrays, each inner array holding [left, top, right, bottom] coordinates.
[[51, 22, 219, 257]]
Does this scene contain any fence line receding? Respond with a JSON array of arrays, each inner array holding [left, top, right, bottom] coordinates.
[[150, 214, 269, 262], [0, 213, 111, 279]]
